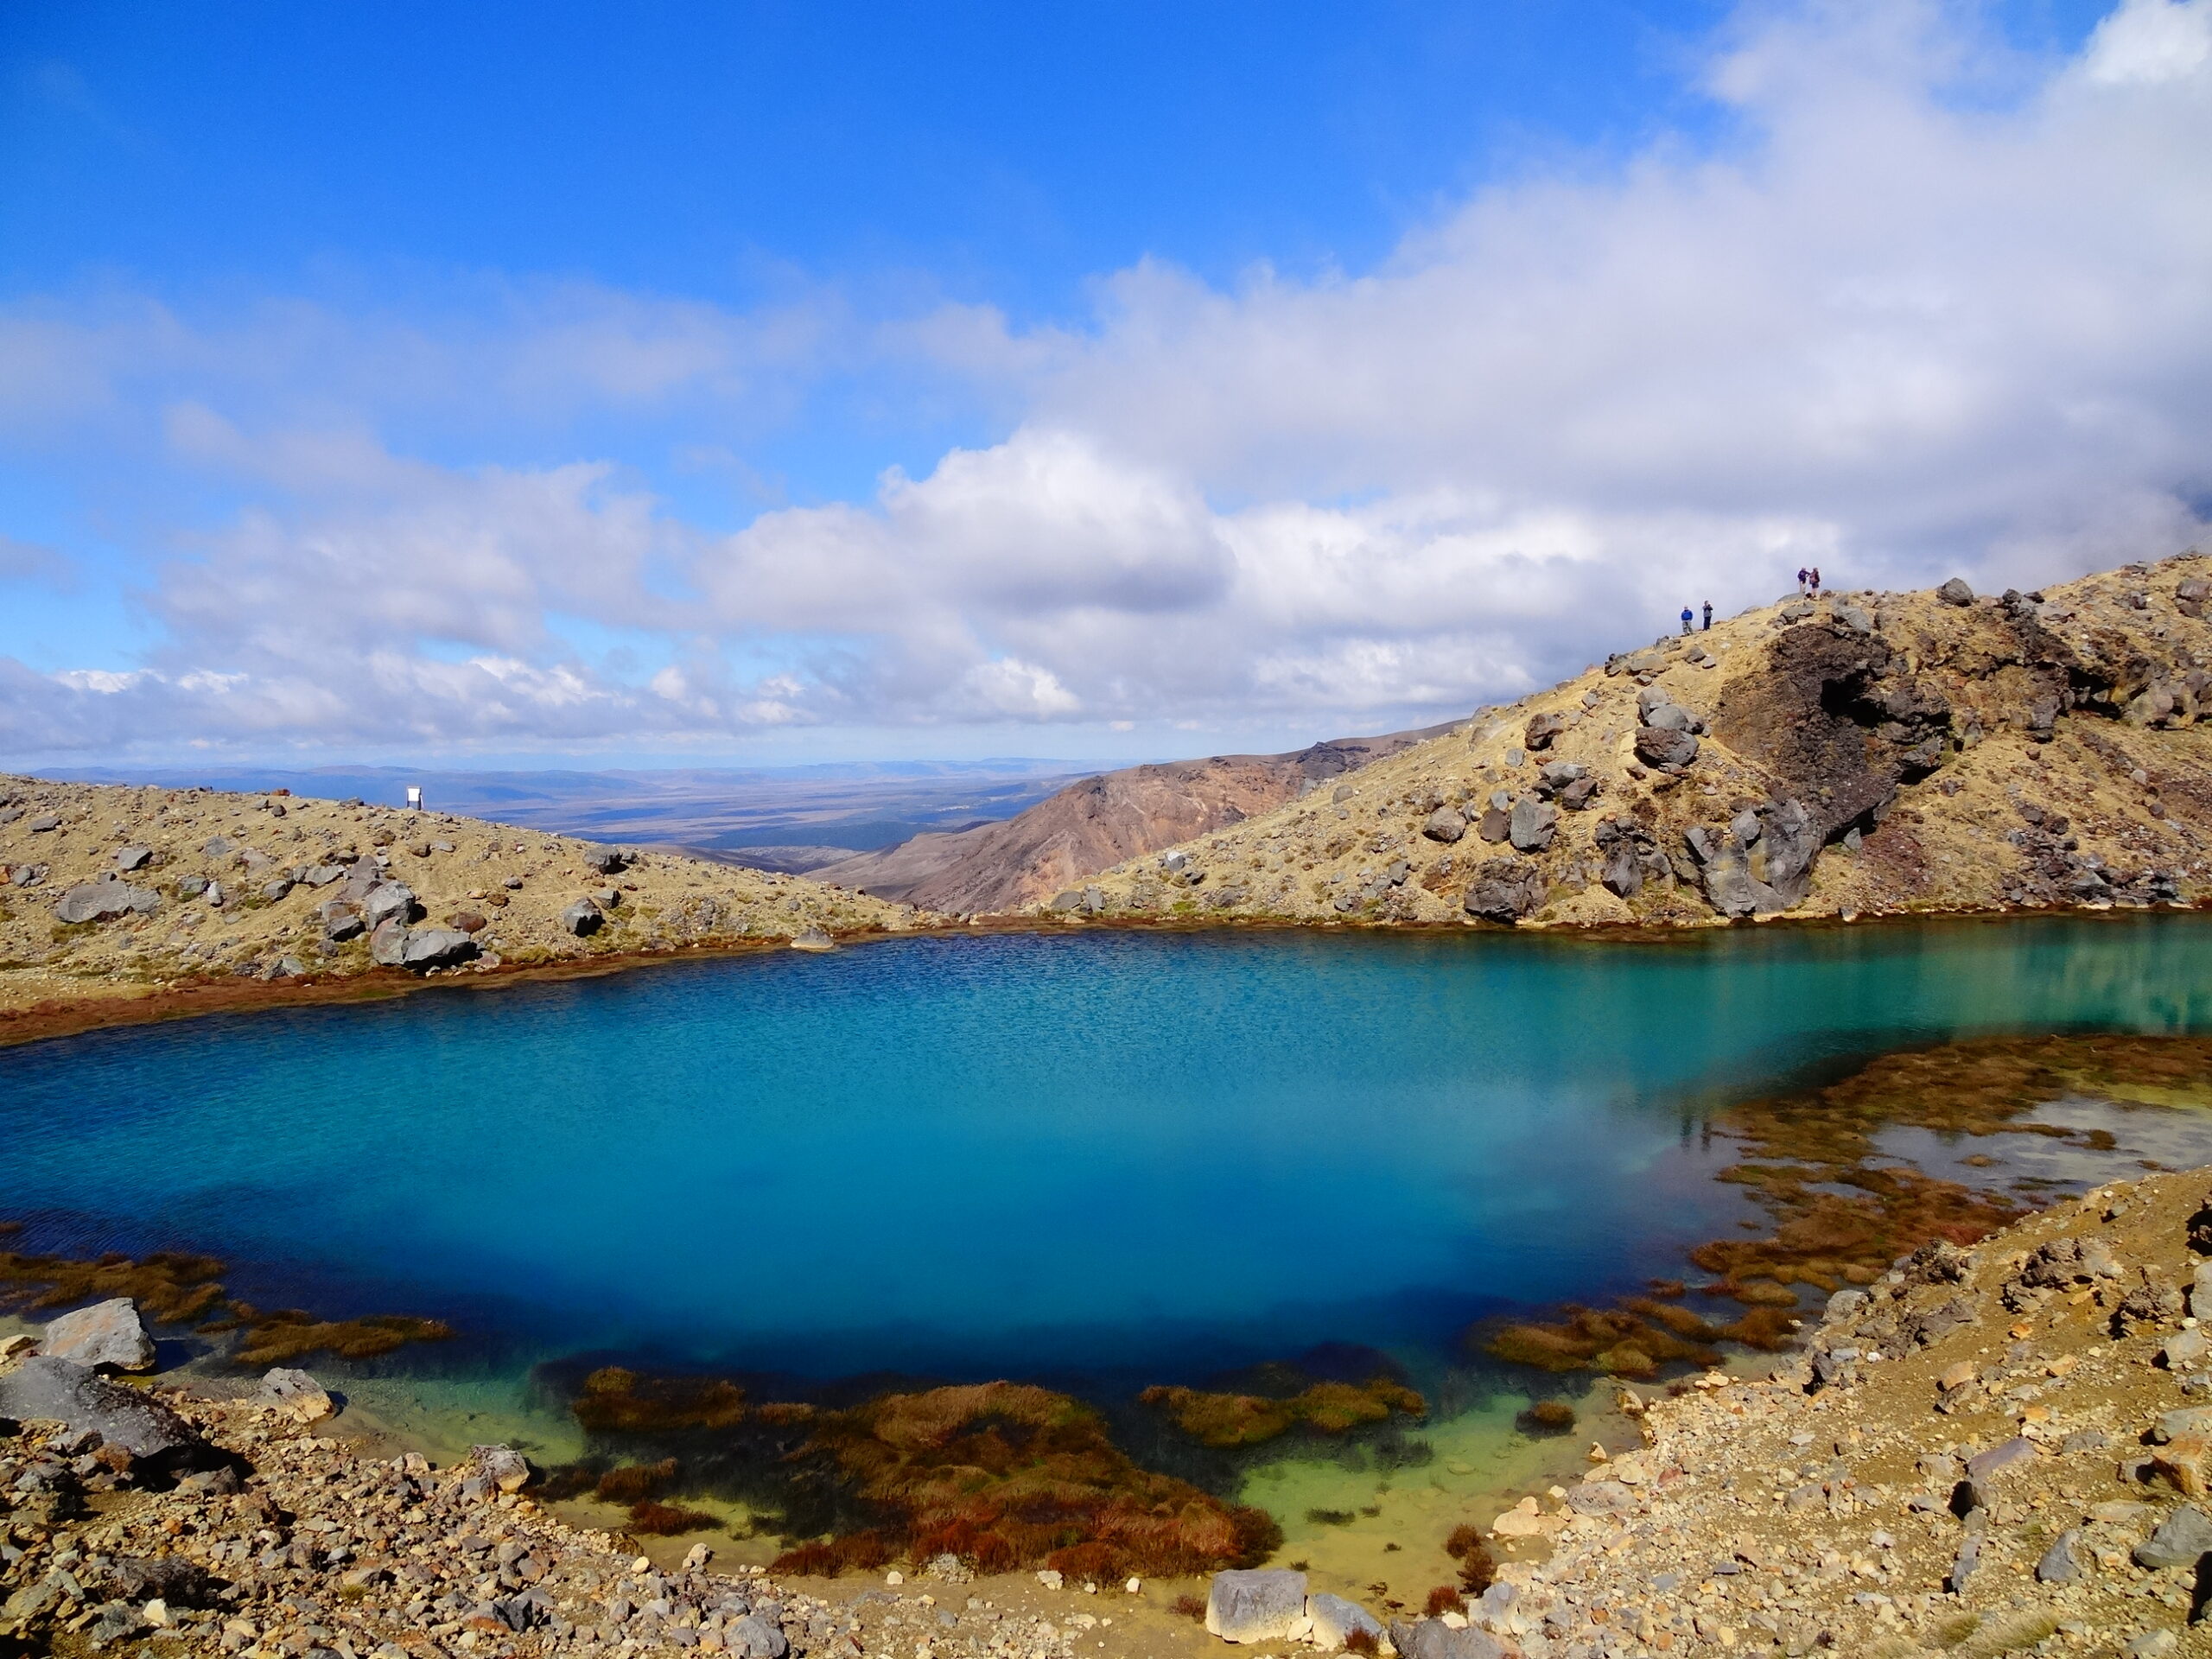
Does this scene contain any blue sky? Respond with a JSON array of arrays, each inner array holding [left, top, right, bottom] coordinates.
[[1, 0, 2204, 766]]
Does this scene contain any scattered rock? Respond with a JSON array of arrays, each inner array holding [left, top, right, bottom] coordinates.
[[52, 879, 161, 924], [399, 926, 479, 971], [39, 1297, 156, 1372], [562, 898, 604, 937], [0, 1357, 209, 1465], [255, 1367, 333, 1422], [1422, 806, 1468, 843], [1307, 1592, 1386, 1652], [1464, 859, 1547, 925], [2133, 1505, 2212, 1569], [1205, 1568, 1309, 1644], [1937, 576, 1975, 606]]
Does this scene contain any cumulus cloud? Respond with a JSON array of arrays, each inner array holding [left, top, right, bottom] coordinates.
[[3, 0, 2209, 758]]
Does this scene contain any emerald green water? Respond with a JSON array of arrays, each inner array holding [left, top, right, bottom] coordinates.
[[2, 914, 2204, 1382]]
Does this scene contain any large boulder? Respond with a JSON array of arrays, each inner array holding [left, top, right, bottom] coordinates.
[[0, 1357, 208, 1465], [2133, 1504, 2212, 1569], [369, 918, 410, 966], [1508, 797, 1557, 853], [1421, 806, 1467, 843], [1464, 860, 1547, 925], [1688, 799, 1821, 918], [1937, 576, 1975, 606], [320, 899, 365, 942], [473, 1443, 532, 1493], [585, 847, 629, 874], [401, 927, 479, 971], [1522, 711, 1568, 752], [53, 880, 161, 925], [257, 1368, 333, 1423], [1205, 1569, 1307, 1644], [1633, 726, 1700, 770], [1389, 1618, 1507, 1659], [363, 881, 419, 929], [1307, 1593, 1385, 1652], [562, 899, 603, 937], [41, 1298, 156, 1372]]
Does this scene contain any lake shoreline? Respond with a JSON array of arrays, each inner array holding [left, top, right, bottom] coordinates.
[[3, 898, 2202, 1052]]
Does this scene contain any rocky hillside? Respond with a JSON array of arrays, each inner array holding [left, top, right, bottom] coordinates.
[[1065, 552, 2212, 928], [0, 779, 930, 1024], [1440, 1165, 2212, 1659], [815, 723, 1456, 916]]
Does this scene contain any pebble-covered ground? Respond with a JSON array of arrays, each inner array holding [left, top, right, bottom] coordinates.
[[0, 782, 931, 1027], [1464, 1167, 2212, 1656], [0, 1381, 1224, 1659]]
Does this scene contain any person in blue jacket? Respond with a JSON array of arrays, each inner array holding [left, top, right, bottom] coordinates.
[[1680, 605, 1694, 635]]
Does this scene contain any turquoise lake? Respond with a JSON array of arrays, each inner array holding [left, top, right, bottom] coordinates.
[[3, 915, 2211, 1391]]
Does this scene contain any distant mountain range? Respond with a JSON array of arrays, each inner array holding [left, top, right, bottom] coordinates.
[[42, 760, 1098, 862]]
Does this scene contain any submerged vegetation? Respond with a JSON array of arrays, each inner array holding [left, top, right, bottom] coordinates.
[[1137, 1376, 1427, 1446], [555, 1370, 1284, 1581], [776, 1382, 1283, 1581], [0, 1230, 451, 1365], [1484, 1032, 2212, 1376]]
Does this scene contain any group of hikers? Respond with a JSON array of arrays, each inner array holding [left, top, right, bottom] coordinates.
[[1677, 567, 1823, 636]]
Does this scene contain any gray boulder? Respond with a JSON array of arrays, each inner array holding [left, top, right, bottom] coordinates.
[[299, 863, 346, 887], [29, 813, 60, 832], [320, 899, 365, 942], [41, 1297, 156, 1372], [257, 1368, 333, 1422], [1508, 796, 1557, 853], [53, 880, 161, 925], [2036, 1529, 2082, 1584], [1937, 577, 1975, 606], [262, 878, 294, 902], [1307, 1593, 1385, 1652], [724, 1616, 787, 1659], [473, 1443, 532, 1493], [1389, 1618, 1506, 1659], [114, 846, 152, 871], [363, 881, 418, 928], [1566, 1478, 1635, 1515], [0, 1357, 207, 1463], [1634, 726, 1700, 770], [585, 847, 629, 874], [2135, 1504, 2212, 1569], [401, 928, 478, 970], [1205, 1568, 1307, 1644], [1477, 806, 1510, 842], [1695, 799, 1821, 918], [1421, 806, 1467, 843], [369, 918, 410, 966], [1464, 860, 1546, 925], [562, 898, 603, 937], [1522, 711, 1568, 752]]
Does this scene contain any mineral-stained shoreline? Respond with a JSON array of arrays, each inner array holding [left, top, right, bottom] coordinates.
[[17, 1167, 2212, 1656]]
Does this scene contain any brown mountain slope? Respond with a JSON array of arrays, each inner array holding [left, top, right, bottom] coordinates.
[[1074, 550, 2212, 926], [816, 722, 1458, 914]]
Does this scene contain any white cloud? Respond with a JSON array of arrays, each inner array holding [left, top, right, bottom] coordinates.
[[2086, 0, 2212, 83], [3, 0, 2210, 758]]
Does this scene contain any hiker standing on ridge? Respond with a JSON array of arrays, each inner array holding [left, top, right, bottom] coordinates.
[[1796, 567, 1808, 594], [1809, 566, 1822, 596], [1702, 601, 1713, 631], [1680, 605, 1694, 636]]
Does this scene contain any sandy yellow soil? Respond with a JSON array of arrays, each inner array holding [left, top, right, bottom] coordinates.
[[1070, 554, 2212, 931], [0, 779, 932, 1026]]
